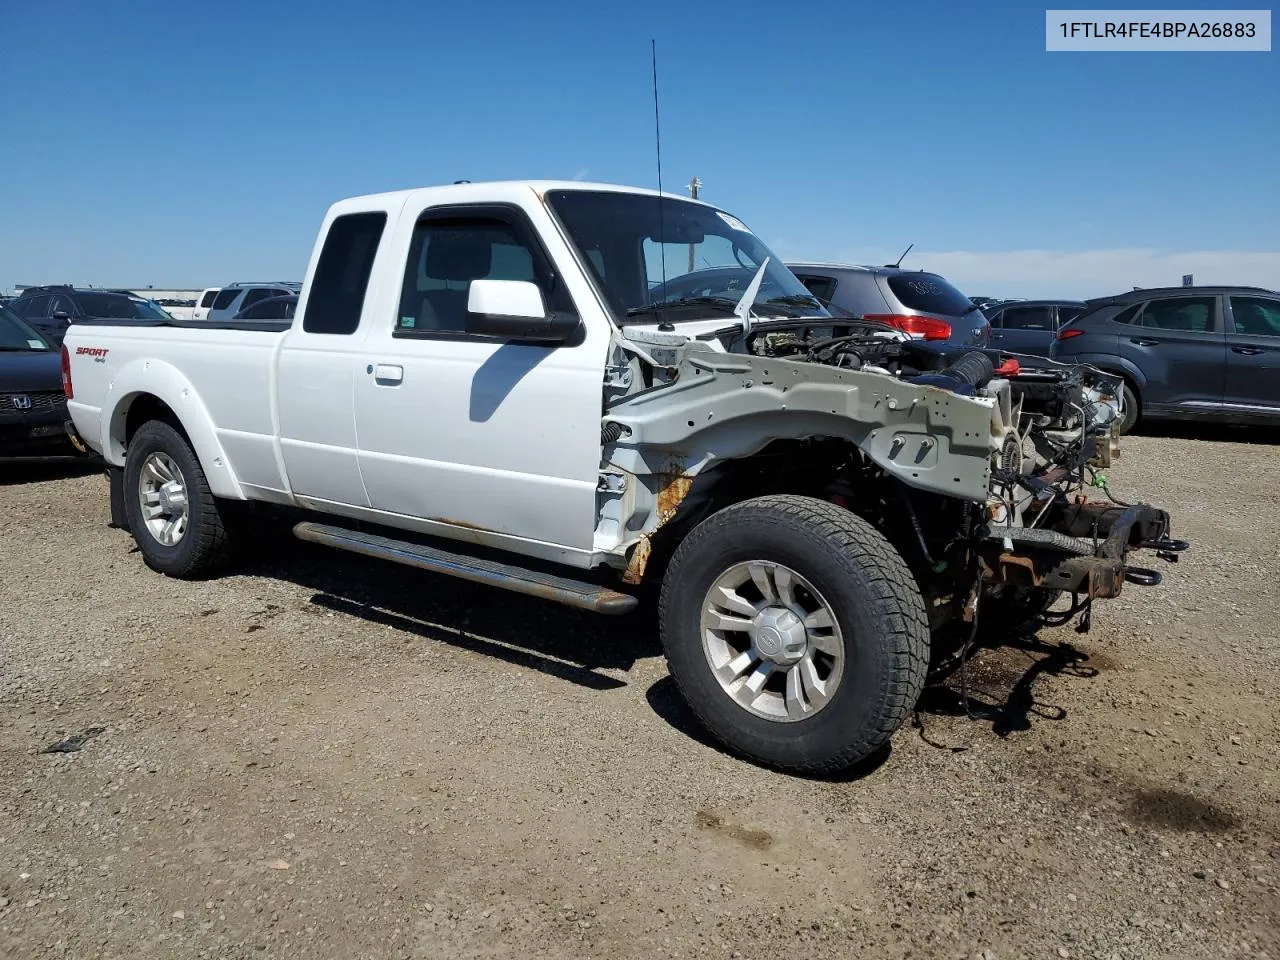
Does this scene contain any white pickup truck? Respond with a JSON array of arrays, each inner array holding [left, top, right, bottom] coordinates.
[[63, 180, 1184, 773]]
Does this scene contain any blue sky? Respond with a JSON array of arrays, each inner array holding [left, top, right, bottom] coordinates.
[[1, 0, 1276, 298]]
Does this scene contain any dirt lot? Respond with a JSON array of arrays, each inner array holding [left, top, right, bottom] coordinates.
[[2, 429, 1278, 960]]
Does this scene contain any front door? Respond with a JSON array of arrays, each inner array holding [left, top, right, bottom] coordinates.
[[1223, 295, 1280, 416], [1118, 295, 1225, 414], [353, 200, 610, 553]]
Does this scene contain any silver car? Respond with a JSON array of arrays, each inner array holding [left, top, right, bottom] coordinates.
[[206, 282, 302, 322], [788, 263, 990, 346]]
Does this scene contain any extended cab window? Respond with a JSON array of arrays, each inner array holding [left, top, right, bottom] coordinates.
[[1140, 297, 1215, 332], [303, 212, 387, 335], [396, 211, 567, 335], [199, 289, 220, 308]]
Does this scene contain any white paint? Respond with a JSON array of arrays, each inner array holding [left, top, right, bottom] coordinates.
[[467, 278, 545, 319], [63, 181, 621, 564]]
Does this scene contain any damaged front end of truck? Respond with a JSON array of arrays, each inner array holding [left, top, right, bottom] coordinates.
[[595, 317, 1185, 641]]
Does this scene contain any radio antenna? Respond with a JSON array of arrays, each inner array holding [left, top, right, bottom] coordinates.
[[651, 39, 669, 311], [888, 242, 914, 269]]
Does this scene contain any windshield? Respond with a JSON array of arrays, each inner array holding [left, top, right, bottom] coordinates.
[[78, 293, 171, 320], [0, 305, 50, 350], [545, 190, 827, 324]]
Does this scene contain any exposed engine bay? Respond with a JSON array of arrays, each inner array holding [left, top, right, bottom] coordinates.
[[738, 319, 1127, 528], [603, 316, 1187, 637]]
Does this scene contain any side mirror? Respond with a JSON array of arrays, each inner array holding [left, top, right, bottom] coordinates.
[[51, 311, 71, 321], [466, 279, 578, 343]]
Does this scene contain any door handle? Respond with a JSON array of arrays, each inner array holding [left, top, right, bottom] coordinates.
[[370, 363, 404, 384], [1129, 337, 1161, 347], [989, 333, 1004, 340], [1232, 346, 1264, 356]]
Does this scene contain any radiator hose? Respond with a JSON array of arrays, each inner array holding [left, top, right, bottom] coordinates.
[[909, 351, 996, 396]]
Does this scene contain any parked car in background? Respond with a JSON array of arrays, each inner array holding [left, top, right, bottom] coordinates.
[[233, 294, 297, 321], [207, 282, 301, 322], [6, 285, 171, 346], [155, 298, 197, 321], [983, 299, 1085, 358], [1050, 285, 1280, 432], [0, 304, 77, 458], [193, 287, 221, 321], [788, 263, 989, 346]]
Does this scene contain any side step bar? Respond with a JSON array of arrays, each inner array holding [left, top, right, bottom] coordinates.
[[293, 522, 639, 616]]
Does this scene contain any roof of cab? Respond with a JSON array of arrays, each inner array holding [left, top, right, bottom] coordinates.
[[334, 180, 720, 210]]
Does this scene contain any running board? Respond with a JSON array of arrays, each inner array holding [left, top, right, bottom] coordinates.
[[292, 522, 639, 615]]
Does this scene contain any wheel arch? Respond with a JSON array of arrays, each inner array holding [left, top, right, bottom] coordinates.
[[620, 432, 932, 587], [102, 359, 245, 500]]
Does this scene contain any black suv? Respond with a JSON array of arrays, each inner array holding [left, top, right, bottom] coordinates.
[[7, 286, 170, 346], [1049, 285, 1280, 432]]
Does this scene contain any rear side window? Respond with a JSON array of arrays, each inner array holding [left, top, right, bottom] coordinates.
[[797, 275, 838, 305], [1110, 303, 1142, 325], [1229, 297, 1280, 337], [1001, 306, 1053, 330], [1057, 305, 1084, 326], [199, 289, 220, 307], [886, 273, 972, 315], [303, 212, 387, 335], [1140, 296, 1214, 332], [212, 288, 241, 310]]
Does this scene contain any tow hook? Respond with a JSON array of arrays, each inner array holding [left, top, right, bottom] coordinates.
[[1124, 566, 1163, 587], [1143, 536, 1190, 564]]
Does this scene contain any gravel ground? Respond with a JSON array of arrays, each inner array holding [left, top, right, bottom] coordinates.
[[1, 427, 1278, 960]]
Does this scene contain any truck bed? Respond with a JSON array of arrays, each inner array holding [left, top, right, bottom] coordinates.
[[64, 321, 290, 497]]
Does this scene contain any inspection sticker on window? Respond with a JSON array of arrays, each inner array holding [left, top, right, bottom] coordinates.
[[717, 212, 751, 233], [27, 340, 44, 349], [1046, 10, 1271, 50]]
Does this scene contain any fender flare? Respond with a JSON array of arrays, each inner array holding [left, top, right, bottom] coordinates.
[[99, 357, 245, 500]]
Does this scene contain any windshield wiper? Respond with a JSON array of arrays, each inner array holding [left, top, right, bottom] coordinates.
[[764, 294, 827, 317], [624, 296, 741, 319], [766, 294, 823, 308]]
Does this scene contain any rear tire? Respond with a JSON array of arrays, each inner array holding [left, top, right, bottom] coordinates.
[[658, 495, 930, 775], [123, 420, 234, 578]]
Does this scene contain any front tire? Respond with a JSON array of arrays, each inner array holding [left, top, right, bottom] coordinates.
[[123, 420, 234, 578], [658, 495, 930, 775]]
